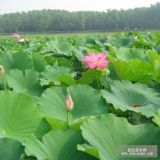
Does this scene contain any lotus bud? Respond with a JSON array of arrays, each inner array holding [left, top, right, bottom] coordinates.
[[64, 91, 74, 112], [0, 65, 5, 76]]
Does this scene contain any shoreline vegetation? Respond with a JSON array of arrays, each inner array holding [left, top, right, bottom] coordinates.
[[0, 3, 160, 34]]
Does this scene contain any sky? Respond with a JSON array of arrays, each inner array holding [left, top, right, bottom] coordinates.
[[0, 0, 159, 14]]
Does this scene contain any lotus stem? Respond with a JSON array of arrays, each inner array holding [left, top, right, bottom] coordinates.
[[67, 111, 69, 128], [96, 72, 100, 89], [2, 74, 6, 91]]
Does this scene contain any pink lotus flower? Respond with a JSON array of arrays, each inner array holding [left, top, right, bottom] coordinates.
[[13, 33, 21, 40], [13, 33, 28, 43], [81, 53, 110, 70], [64, 92, 74, 112]]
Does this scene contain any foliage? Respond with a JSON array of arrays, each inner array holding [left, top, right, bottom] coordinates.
[[79, 114, 160, 160], [0, 3, 160, 33], [0, 31, 160, 160]]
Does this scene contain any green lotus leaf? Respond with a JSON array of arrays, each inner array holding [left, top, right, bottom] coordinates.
[[53, 38, 74, 56], [115, 47, 147, 61], [77, 144, 100, 159], [55, 57, 74, 68], [42, 38, 74, 56], [0, 91, 42, 141], [57, 74, 75, 85], [147, 50, 160, 65], [7, 69, 42, 97], [32, 53, 46, 72], [102, 80, 160, 117], [39, 84, 107, 128], [34, 118, 51, 140], [108, 35, 134, 47], [43, 54, 73, 67], [73, 48, 84, 60], [79, 114, 160, 160], [152, 59, 160, 83], [77, 70, 107, 84], [147, 50, 160, 83], [0, 138, 24, 160], [132, 36, 152, 49], [0, 51, 14, 72], [40, 65, 74, 86], [13, 52, 34, 72], [153, 110, 160, 127], [24, 129, 96, 160], [111, 58, 153, 84]]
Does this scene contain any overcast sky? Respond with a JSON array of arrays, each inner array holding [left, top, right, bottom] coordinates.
[[0, 0, 159, 14]]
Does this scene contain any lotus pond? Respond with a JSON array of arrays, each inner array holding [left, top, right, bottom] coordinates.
[[0, 31, 160, 160]]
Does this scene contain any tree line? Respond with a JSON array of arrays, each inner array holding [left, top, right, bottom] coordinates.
[[0, 3, 160, 33]]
